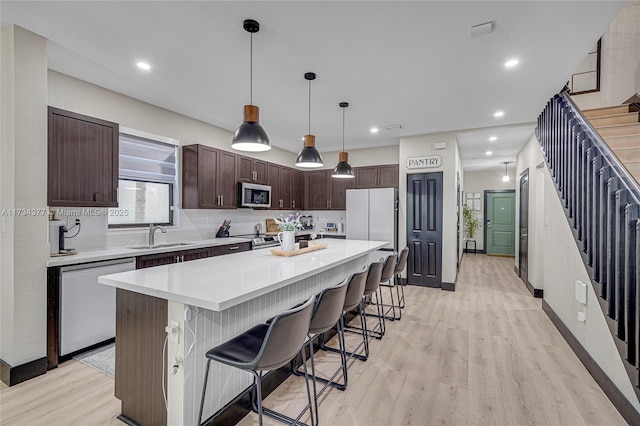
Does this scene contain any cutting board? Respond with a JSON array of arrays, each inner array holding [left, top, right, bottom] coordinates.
[[270, 242, 327, 257], [266, 218, 280, 235]]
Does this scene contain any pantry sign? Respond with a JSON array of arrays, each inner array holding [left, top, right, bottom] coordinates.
[[406, 155, 442, 169]]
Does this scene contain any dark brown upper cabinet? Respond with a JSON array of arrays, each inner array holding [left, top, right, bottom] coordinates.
[[304, 170, 354, 210], [182, 144, 237, 209], [330, 175, 356, 210], [237, 155, 268, 185], [267, 165, 300, 211], [305, 170, 330, 210], [267, 163, 281, 210], [48, 107, 119, 207], [355, 164, 399, 189], [292, 170, 304, 211]]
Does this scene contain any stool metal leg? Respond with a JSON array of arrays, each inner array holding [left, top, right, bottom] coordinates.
[[198, 359, 212, 426]]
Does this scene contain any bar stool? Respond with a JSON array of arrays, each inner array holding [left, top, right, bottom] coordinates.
[[198, 295, 316, 426], [320, 269, 369, 362], [291, 279, 349, 425], [361, 260, 385, 340], [395, 247, 409, 309], [377, 253, 400, 320]]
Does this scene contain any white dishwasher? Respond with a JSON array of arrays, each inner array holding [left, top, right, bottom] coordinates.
[[60, 258, 135, 356]]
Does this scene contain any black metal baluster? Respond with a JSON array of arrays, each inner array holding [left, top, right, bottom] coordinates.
[[583, 147, 598, 258], [599, 166, 612, 296], [590, 156, 603, 268], [624, 204, 638, 365], [607, 177, 620, 318], [615, 189, 629, 338]]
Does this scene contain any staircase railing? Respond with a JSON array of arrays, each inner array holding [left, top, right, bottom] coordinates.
[[536, 92, 640, 398]]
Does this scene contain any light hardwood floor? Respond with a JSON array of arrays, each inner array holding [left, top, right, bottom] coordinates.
[[0, 254, 628, 425]]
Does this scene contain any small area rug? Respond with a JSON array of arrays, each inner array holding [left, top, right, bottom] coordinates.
[[72, 342, 115, 379]]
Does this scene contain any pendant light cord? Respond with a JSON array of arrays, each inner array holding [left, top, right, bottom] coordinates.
[[342, 107, 345, 151], [250, 32, 253, 105], [308, 79, 311, 135]]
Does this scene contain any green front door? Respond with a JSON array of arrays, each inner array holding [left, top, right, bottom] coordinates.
[[485, 191, 516, 256]]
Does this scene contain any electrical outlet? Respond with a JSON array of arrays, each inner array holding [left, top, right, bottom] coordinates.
[[66, 216, 80, 227], [165, 320, 180, 343]]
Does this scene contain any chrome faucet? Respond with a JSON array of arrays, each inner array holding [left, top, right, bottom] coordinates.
[[148, 223, 166, 246]]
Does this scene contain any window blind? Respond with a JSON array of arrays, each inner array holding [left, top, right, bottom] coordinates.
[[119, 133, 177, 184]]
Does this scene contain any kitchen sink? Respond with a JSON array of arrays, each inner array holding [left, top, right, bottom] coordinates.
[[128, 242, 194, 250]]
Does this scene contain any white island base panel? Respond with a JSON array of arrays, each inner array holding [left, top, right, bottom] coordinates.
[[176, 255, 368, 425]]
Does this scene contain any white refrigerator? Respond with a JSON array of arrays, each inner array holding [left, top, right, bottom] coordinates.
[[346, 187, 398, 251]]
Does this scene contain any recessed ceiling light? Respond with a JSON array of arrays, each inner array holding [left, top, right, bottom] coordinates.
[[493, 111, 504, 118], [489, 136, 497, 141], [370, 127, 379, 134], [486, 151, 493, 156], [505, 59, 519, 68], [136, 61, 151, 71]]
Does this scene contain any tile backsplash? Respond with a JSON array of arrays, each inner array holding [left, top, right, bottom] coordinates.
[[50, 207, 346, 251]]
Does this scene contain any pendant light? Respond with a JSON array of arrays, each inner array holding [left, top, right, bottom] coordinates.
[[332, 102, 355, 178], [231, 19, 271, 152], [295, 72, 324, 168], [502, 162, 510, 182]]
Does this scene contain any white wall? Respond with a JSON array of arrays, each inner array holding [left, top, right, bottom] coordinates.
[[319, 145, 399, 169], [399, 133, 459, 285], [572, 1, 640, 110], [514, 134, 546, 290], [0, 26, 49, 367], [541, 164, 640, 412], [462, 169, 516, 251]]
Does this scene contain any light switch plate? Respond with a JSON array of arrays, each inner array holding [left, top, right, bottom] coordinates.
[[575, 280, 587, 305]]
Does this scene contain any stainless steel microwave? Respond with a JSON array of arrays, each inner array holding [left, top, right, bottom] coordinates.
[[238, 182, 271, 208]]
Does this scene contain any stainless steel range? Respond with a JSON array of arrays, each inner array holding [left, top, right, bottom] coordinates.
[[251, 236, 280, 250]]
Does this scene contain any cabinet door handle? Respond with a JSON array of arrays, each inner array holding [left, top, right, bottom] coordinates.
[[181, 255, 185, 262], [292, 200, 295, 209], [228, 246, 239, 251], [280, 199, 283, 208], [221, 195, 224, 205]]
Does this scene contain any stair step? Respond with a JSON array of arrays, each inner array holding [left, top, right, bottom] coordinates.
[[583, 104, 633, 118], [621, 162, 640, 183], [612, 147, 640, 163], [596, 123, 640, 138], [590, 112, 640, 128], [604, 134, 640, 150]]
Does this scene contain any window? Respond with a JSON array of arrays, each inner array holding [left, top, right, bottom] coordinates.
[[108, 130, 178, 228]]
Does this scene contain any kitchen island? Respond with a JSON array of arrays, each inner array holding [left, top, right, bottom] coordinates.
[[99, 239, 388, 426]]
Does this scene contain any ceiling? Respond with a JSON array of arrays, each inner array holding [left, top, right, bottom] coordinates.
[[0, 1, 625, 171]]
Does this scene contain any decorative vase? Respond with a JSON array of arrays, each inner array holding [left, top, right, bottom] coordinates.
[[277, 230, 296, 252]]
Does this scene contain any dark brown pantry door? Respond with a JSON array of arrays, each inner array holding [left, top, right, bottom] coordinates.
[[406, 172, 443, 287], [519, 169, 529, 283]]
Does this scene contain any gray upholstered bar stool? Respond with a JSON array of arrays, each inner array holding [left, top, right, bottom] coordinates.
[[291, 278, 349, 425], [345, 262, 386, 352], [395, 247, 409, 309], [320, 269, 369, 362], [377, 253, 400, 320], [198, 295, 316, 426]]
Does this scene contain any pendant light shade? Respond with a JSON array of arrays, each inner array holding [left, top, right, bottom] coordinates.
[[502, 162, 510, 182], [295, 72, 324, 168], [332, 102, 354, 178], [231, 19, 271, 152]]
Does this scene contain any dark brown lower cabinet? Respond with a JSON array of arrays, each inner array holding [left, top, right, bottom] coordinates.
[[115, 289, 168, 426]]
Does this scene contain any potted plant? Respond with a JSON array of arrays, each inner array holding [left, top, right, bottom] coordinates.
[[274, 213, 302, 251], [462, 204, 480, 240]]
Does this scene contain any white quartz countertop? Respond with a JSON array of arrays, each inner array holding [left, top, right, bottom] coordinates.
[[98, 239, 388, 311], [46, 237, 252, 267]]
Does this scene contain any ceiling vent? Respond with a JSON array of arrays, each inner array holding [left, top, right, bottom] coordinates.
[[470, 21, 495, 39], [384, 124, 405, 131]]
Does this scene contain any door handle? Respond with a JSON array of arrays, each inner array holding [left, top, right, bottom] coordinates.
[[486, 219, 492, 228], [221, 195, 224, 205], [228, 246, 239, 251], [293, 200, 296, 209]]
